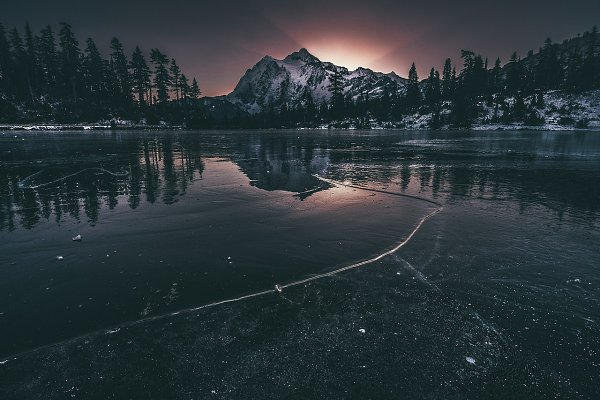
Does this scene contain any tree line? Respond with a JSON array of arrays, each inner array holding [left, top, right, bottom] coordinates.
[[0, 22, 202, 124], [1, 22, 599, 128], [242, 26, 600, 129]]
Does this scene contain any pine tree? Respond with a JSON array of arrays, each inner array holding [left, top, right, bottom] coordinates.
[[130, 46, 150, 107], [37, 25, 59, 97], [9, 28, 27, 100], [450, 82, 470, 127], [425, 68, 441, 107], [109, 38, 131, 107], [489, 58, 504, 118], [535, 38, 563, 90], [328, 68, 344, 117], [441, 58, 454, 100], [490, 58, 503, 94], [83, 38, 105, 97], [169, 58, 181, 101], [377, 88, 392, 120], [506, 52, 522, 93], [180, 73, 190, 100], [150, 48, 170, 104], [298, 88, 316, 123], [565, 43, 583, 91], [460, 50, 487, 99], [406, 62, 420, 108], [189, 77, 201, 99], [23, 22, 39, 102], [58, 22, 81, 102]]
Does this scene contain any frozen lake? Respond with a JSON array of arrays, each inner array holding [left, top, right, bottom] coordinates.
[[1, 129, 599, 398]]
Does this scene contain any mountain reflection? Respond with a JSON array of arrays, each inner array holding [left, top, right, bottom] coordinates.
[[1, 130, 599, 231], [235, 134, 332, 199]]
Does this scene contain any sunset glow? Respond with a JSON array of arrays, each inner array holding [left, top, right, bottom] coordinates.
[[3, 0, 600, 96], [302, 39, 395, 71], [307, 46, 384, 71]]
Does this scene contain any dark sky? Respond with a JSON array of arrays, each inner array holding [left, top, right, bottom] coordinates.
[[3, 1, 599, 96]]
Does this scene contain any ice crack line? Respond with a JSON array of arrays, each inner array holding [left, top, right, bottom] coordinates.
[[393, 254, 442, 293], [17, 167, 129, 190], [280, 206, 442, 290], [1, 176, 443, 364]]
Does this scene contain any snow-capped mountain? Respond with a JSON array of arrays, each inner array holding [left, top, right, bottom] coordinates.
[[222, 48, 406, 114]]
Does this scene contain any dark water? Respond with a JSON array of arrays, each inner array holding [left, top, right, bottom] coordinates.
[[1, 130, 599, 399]]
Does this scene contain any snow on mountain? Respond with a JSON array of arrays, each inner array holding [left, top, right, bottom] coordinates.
[[226, 48, 406, 114]]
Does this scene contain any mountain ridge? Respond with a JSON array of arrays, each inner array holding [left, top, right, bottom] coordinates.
[[220, 48, 407, 115]]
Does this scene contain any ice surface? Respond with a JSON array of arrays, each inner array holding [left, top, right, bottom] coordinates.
[[1, 130, 599, 399]]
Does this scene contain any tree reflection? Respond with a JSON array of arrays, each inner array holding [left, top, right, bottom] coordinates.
[[0, 133, 205, 231], [1, 130, 598, 231], [230, 131, 600, 221]]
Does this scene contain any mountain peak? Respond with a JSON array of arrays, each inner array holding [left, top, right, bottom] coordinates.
[[259, 55, 275, 62], [284, 48, 319, 63], [230, 47, 407, 115], [297, 47, 313, 57]]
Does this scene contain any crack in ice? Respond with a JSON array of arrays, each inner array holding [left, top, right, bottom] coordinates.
[[1, 176, 443, 363], [17, 167, 129, 190]]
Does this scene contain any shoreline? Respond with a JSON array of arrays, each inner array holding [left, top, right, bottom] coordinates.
[[1, 123, 600, 132]]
